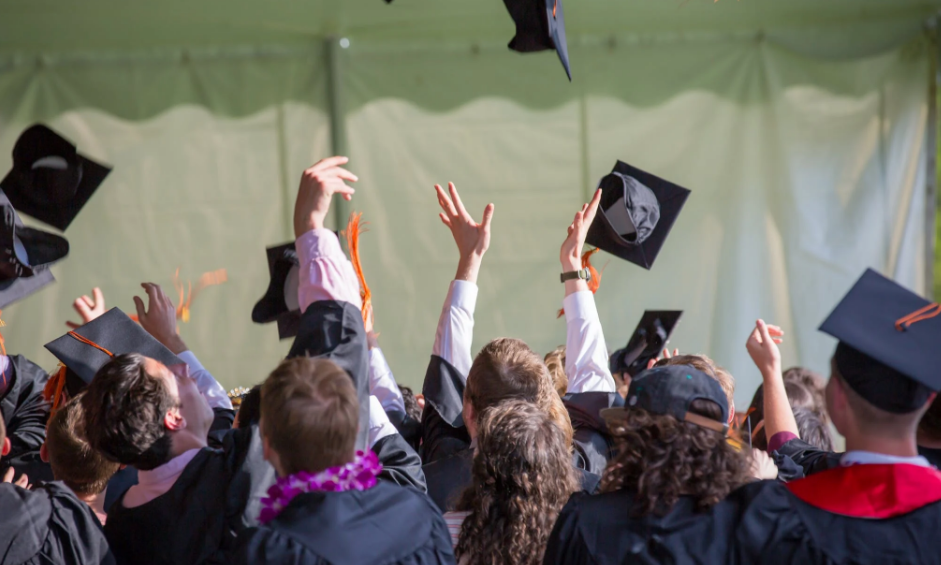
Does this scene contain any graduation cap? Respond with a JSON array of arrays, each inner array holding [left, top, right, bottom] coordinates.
[[0, 192, 67, 309], [820, 268, 941, 414], [0, 124, 111, 231], [609, 310, 682, 377], [586, 161, 691, 270], [43, 307, 183, 411], [503, 0, 572, 81], [252, 242, 302, 340]]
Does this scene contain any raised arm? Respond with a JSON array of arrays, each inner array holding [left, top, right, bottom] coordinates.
[[561, 189, 615, 393], [745, 319, 797, 446]]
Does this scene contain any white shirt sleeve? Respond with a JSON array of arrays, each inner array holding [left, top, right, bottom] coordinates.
[[564, 291, 616, 393], [178, 350, 233, 410], [295, 228, 363, 312], [367, 395, 398, 448], [369, 347, 406, 414], [432, 280, 478, 379]]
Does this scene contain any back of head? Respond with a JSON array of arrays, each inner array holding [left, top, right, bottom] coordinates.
[[397, 383, 422, 422], [746, 380, 821, 451], [46, 393, 120, 496], [235, 385, 262, 428], [832, 361, 928, 440], [455, 400, 579, 565], [783, 366, 828, 423], [81, 353, 175, 471], [601, 398, 750, 515], [261, 357, 358, 475], [657, 354, 734, 411], [792, 406, 834, 452], [544, 346, 568, 398], [466, 338, 550, 416]]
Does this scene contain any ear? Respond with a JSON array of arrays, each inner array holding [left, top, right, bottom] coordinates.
[[1, 437, 10, 457], [728, 405, 736, 425], [163, 407, 186, 432], [40, 443, 49, 463]]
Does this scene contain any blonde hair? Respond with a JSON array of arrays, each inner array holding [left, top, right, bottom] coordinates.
[[544, 346, 568, 398]]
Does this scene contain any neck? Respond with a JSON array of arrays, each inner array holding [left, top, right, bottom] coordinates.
[[77, 489, 107, 524], [845, 433, 921, 458]]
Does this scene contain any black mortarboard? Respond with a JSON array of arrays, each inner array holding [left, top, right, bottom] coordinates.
[[503, 0, 572, 81], [252, 242, 302, 340], [609, 310, 682, 377], [0, 124, 111, 231], [45, 307, 183, 397], [586, 161, 691, 270], [820, 268, 941, 414], [0, 192, 67, 309]]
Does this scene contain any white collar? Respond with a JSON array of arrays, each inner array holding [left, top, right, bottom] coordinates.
[[840, 450, 932, 468], [136, 448, 202, 486]]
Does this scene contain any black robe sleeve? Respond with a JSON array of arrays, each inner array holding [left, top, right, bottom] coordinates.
[[563, 391, 623, 475], [288, 300, 370, 452], [420, 355, 471, 464], [543, 492, 595, 565], [772, 438, 841, 478], [372, 433, 427, 492], [0, 355, 51, 480]]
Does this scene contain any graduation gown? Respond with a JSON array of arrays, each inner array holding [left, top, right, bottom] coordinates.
[[562, 391, 623, 476], [729, 464, 941, 565], [0, 355, 52, 482], [0, 481, 114, 565], [232, 481, 456, 565], [544, 489, 740, 565]]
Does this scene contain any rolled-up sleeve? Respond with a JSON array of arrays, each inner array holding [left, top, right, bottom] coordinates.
[[431, 280, 477, 379], [296, 228, 363, 313]]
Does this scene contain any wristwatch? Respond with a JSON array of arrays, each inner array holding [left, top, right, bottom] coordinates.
[[560, 268, 592, 283]]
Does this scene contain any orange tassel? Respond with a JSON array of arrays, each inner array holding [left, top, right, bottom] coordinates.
[[42, 364, 69, 414], [130, 268, 228, 325], [557, 248, 604, 318], [343, 212, 372, 325]]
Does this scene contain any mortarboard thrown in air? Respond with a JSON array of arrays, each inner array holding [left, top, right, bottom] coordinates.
[[252, 242, 303, 340], [820, 268, 941, 414], [503, 0, 572, 80], [1, 124, 111, 232], [609, 310, 683, 377], [0, 191, 67, 309], [586, 161, 691, 270], [44, 307, 183, 412]]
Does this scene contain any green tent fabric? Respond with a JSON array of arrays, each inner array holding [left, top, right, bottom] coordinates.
[[0, 0, 938, 409]]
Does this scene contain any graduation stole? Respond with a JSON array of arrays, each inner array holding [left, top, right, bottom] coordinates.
[[258, 450, 383, 524]]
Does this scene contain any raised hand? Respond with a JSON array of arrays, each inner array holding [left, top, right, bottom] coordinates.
[[560, 188, 602, 272], [645, 348, 680, 371], [2, 467, 29, 489], [66, 287, 106, 329], [134, 283, 187, 354], [294, 156, 359, 237], [746, 319, 784, 380], [435, 182, 494, 283]]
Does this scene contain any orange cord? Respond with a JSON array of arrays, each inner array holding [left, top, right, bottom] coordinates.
[[895, 303, 941, 332], [42, 331, 115, 413], [344, 212, 373, 326]]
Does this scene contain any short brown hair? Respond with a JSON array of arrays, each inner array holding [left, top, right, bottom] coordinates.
[[782, 366, 827, 423], [657, 354, 734, 409], [46, 393, 120, 496], [261, 357, 358, 475], [544, 346, 568, 398]]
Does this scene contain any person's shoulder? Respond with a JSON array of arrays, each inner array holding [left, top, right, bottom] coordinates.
[[234, 524, 325, 565]]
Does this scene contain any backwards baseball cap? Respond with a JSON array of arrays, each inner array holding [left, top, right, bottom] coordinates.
[[602, 365, 729, 434]]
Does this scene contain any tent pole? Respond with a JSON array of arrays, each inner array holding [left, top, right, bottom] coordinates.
[[927, 25, 939, 300], [326, 36, 350, 234]]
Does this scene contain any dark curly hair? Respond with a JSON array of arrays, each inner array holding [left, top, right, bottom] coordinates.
[[454, 400, 579, 565], [81, 353, 176, 471], [397, 383, 422, 422], [600, 399, 750, 516]]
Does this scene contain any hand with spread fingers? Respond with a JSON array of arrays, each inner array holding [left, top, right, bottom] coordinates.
[[134, 283, 187, 354], [294, 156, 359, 237], [66, 287, 106, 329], [2, 467, 29, 489], [646, 348, 680, 371], [560, 188, 602, 292], [435, 182, 494, 284]]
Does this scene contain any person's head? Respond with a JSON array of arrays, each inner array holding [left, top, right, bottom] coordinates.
[[544, 346, 568, 398], [260, 357, 358, 477], [745, 378, 822, 450], [234, 385, 262, 429], [454, 400, 579, 565], [791, 406, 833, 451], [601, 365, 750, 515], [919, 396, 941, 443], [42, 393, 120, 497], [826, 349, 935, 444], [782, 366, 828, 422], [464, 338, 566, 440], [657, 354, 735, 423], [83, 353, 214, 470], [397, 383, 423, 422]]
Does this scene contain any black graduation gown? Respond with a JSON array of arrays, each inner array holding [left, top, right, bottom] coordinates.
[[387, 407, 422, 453], [0, 481, 114, 565], [562, 391, 623, 476], [0, 355, 52, 482], [232, 481, 456, 565], [543, 489, 740, 565], [728, 464, 941, 565]]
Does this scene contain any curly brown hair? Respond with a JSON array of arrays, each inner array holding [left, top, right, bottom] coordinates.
[[600, 399, 750, 516], [454, 400, 579, 565]]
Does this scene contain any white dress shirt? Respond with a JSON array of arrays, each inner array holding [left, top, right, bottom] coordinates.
[[369, 347, 406, 414]]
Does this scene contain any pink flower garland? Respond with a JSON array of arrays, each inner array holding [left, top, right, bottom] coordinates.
[[258, 450, 383, 524]]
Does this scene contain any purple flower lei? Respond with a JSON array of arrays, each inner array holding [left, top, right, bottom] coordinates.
[[258, 450, 383, 524]]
